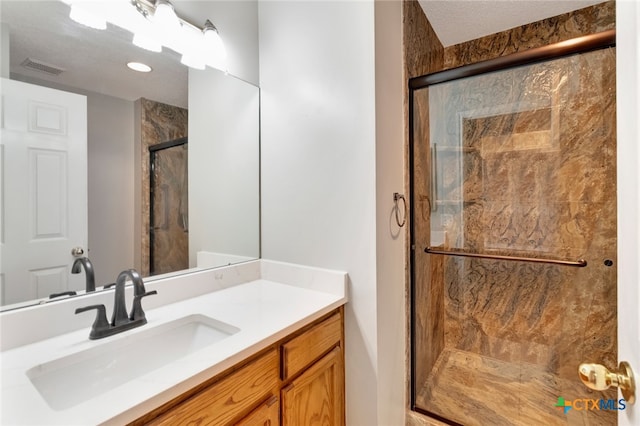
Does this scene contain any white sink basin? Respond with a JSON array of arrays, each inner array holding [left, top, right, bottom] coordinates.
[[26, 314, 239, 411]]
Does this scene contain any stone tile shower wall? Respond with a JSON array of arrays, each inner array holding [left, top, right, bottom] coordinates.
[[149, 143, 189, 275], [415, 47, 617, 426], [406, 2, 617, 425], [442, 1, 615, 70], [139, 99, 188, 277]]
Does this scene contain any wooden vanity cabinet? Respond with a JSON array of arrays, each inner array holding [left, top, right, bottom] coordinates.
[[281, 347, 344, 426], [144, 349, 280, 426], [132, 307, 344, 426], [235, 395, 280, 426], [280, 311, 344, 426]]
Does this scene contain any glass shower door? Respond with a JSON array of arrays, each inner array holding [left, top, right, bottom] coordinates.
[[410, 35, 618, 425]]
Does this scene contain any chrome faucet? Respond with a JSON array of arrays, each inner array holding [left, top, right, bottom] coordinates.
[[71, 257, 96, 293], [75, 269, 157, 340]]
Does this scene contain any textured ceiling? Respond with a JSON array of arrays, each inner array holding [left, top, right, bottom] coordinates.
[[418, 0, 606, 47]]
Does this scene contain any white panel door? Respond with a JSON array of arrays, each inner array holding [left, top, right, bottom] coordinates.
[[0, 78, 87, 305], [617, 1, 639, 423]]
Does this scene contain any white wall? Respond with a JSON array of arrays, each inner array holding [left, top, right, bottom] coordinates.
[[374, 1, 406, 424], [188, 68, 260, 267], [86, 92, 135, 286], [260, 1, 406, 424], [0, 23, 9, 78]]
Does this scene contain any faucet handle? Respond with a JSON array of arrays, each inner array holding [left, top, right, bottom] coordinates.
[[75, 304, 110, 340], [129, 290, 157, 322]]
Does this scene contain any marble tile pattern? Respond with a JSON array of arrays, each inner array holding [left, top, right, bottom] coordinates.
[[407, 2, 617, 425], [416, 348, 618, 426], [139, 99, 188, 276], [151, 144, 189, 275], [443, 1, 615, 70], [402, 0, 444, 79]]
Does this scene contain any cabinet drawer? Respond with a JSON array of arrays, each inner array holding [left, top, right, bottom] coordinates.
[[281, 312, 341, 380], [149, 349, 279, 426]]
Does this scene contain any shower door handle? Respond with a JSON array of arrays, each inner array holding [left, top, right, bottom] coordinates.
[[578, 361, 636, 404]]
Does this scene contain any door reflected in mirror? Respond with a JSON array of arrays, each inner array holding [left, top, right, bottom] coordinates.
[[0, 0, 260, 310]]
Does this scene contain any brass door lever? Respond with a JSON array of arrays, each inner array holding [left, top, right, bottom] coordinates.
[[578, 361, 636, 405]]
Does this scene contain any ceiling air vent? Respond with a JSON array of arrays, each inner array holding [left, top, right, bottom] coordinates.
[[20, 58, 66, 76]]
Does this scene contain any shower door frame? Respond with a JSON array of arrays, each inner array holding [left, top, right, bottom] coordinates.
[[408, 29, 617, 423]]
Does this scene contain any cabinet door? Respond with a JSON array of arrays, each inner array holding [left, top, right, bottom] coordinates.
[[235, 395, 280, 426], [281, 347, 344, 426]]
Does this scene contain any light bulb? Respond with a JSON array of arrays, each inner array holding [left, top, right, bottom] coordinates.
[[180, 53, 206, 70], [202, 20, 227, 71], [153, 0, 181, 32], [69, 2, 107, 30], [127, 62, 152, 72], [133, 32, 162, 52], [109, 1, 150, 34], [179, 27, 206, 70], [117, 1, 162, 52]]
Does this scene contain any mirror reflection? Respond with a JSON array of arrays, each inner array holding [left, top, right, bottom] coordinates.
[[0, 0, 260, 310]]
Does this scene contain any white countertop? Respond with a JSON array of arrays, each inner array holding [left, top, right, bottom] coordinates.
[[0, 261, 347, 425]]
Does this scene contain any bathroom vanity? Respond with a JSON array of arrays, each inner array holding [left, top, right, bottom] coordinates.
[[137, 308, 344, 425], [0, 260, 347, 425]]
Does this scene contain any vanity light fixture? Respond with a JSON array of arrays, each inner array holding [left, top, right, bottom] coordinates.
[[62, 0, 228, 72], [151, 0, 181, 32], [180, 49, 206, 71], [130, 3, 162, 53], [202, 20, 227, 70], [127, 62, 152, 72], [132, 31, 162, 53], [179, 20, 224, 70], [68, 1, 107, 30]]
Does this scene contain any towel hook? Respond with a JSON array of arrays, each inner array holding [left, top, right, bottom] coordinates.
[[393, 192, 407, 227]]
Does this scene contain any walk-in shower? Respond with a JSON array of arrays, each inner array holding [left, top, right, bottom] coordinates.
[[149, 138, 189, 276], [409, 31, 617, 425]]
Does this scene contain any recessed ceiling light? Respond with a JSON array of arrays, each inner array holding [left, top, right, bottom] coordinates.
[[126, 62, 152, 73]]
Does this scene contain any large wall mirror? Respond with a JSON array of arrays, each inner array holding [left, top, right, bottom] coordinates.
[[0, 0, 260, 310]]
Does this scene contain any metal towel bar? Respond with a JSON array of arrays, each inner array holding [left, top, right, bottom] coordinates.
[[424, 247, 587, 267]]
